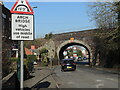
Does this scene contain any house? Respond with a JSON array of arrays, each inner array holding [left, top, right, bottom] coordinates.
[[1, 2, 18, 77]]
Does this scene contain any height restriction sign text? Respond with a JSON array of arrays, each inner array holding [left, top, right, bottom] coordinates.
[[12, 14, 34, 40]]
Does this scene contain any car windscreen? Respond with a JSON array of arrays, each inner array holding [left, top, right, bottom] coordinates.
[[63, 60, 74, 64]]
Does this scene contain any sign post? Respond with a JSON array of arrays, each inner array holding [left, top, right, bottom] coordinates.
[[11, 0, 34, 89], [20, 41, 24, 88]]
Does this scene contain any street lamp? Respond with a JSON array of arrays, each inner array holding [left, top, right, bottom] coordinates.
[[32, 6, 38, 9]]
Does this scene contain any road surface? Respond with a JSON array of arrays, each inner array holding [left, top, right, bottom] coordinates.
[[52, 65, 119, 88]]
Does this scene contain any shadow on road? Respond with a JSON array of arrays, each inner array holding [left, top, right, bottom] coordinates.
[[32, 81, 51, 88], [24, 81, 51, 90], [2, 72, 20, 90], [24, 72, 52, 89]]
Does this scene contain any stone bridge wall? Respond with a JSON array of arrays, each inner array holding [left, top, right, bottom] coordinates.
[[40, 29, 100, 65], [51, 29, 99, 58]]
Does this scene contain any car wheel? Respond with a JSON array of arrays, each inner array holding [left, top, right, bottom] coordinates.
[[73, 69, 76, 71]]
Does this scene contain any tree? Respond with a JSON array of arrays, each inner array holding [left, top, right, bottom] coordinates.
[[77, 50, 82, 57], [88, 2, 120, 67], [24, 38, 48, 48], [88, 2, 119, 51], [89, 2, 118, 29], [67, 48, 73, 57], [39, 48, 48, 59], [39, 48, 49, 66], [40, 48, 48, 54], [44, 32, 53, 39]]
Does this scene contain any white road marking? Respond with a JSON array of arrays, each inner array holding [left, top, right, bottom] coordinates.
[[96, 80, 102, 82], [106, 78, 114, 81], [96, 83, 104, 88], [96, 79, 104, 88]]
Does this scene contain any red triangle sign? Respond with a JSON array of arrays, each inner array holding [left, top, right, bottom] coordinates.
[[11, 0, 34, 14]]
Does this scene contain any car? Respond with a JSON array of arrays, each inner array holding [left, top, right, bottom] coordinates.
[[61, 59, 76, 71], [83, 57, 87, 60], [34, 61, 37, 65], [77, 57, 82, 61]]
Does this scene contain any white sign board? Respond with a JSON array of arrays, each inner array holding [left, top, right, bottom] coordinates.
[[12, 14, 34, 40]]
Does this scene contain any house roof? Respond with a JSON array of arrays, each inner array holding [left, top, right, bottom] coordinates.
[[25, 48, 33, 55]]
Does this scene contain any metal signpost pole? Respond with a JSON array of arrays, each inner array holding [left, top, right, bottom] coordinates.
[[20, 41, 24, 89]]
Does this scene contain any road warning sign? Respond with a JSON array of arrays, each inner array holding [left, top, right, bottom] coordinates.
[[12, 14, 34, 40], [11, 0, 34, 40], [11, 0, 34, 14]]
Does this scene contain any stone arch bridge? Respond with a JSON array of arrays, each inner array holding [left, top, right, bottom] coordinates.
[[39, 29, 100, 65]]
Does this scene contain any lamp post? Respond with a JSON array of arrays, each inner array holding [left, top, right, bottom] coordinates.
[[32, 6, 37, 39], [32, 6, 37, 9]]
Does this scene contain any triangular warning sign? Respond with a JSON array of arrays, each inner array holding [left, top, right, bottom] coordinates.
[[11, 0, 34, 14]]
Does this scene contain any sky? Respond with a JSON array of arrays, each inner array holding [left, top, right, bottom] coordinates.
[[3, 2, 97, 38]]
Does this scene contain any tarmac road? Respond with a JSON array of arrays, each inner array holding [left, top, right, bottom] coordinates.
[[52, 65, 119, 88]]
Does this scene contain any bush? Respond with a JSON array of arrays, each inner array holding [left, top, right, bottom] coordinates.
[[27, 55, 37, 72], [9, 57, 18, 72], [24, 59, 28, 68], [41, 57, 48, 66], [27, 55, 37, 61], [9, 57, 18, 62]]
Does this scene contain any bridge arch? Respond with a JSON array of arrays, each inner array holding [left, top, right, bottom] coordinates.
[[57, 40, 92, 64]]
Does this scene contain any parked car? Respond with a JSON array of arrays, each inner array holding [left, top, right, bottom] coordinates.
[[77, 57, 82, 61], [73, 57, 77, 60], [61, 59, 76, 71], [83, 57, 87, 60], [34, 61, 37, 65]]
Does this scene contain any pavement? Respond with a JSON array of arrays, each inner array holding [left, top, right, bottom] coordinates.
[[2, 65, 58, 90], [76, 61, 119, 74], [91, 66, 120, 74], [24, 65, 58, 89]]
